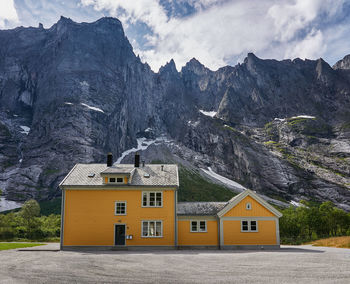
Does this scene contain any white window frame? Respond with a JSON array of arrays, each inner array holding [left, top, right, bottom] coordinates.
[[190, 220, 207, 233], [116, 177, 124, 183], [241, 220, 258, 232], [141, 220, 163, 238], [115, 201, 127, 216], [109, 177, 116, 183], [246, 202, 252, 210], [141, 191, 163, 207]]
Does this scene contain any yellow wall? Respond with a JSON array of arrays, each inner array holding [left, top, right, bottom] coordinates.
[[178, 218, 218, 246], [223, 220, 277, 245], [63, 189, 175, 246], [223, 196, 275, 217]]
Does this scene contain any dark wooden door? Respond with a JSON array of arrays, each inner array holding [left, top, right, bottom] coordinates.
[[115, 225, 126, 246]]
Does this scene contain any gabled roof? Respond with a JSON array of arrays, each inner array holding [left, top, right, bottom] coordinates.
[[100, 165, 135, 174], [217, 189, 283, 218], [59, 163, 179, 188], [177, 202, 227, 215]]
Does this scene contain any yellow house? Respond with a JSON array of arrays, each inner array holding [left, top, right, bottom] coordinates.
[[59, 153, 282, 250]]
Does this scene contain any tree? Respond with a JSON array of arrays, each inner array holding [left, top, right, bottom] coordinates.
[[20, 199, 41, 238]]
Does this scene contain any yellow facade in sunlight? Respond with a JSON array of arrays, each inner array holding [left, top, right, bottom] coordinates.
[[63, 189, 175, 246]]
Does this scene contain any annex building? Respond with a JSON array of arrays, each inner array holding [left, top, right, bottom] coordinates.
[[59, 153, 282, 250]]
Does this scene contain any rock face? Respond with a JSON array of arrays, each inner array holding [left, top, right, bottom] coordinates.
[[0, 17, 349, 209]]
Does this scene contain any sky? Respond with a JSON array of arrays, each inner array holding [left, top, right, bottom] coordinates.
[[1, 0, 350, 71]]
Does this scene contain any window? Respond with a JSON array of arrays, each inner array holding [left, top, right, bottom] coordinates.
[[142, 221, 162, 237], [241, 220, 258, 232], [109, 177, 116, 183], [142, 192, 162, 207], [190, 220, 207, 232], [115, 201, 126, 215], [246, 202, 252, 210], [117, 177, 123, 183]]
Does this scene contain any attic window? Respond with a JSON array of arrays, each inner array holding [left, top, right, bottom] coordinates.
[[246, 202, 252, 210], [88, 173, 95, 178], [144, 173, 150, 178]]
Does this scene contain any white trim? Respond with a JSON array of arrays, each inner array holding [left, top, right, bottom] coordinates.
[[141, 191, 163, 208], [141, 220, 163, 238], [217, 189, 283, 218], [60, 189, 66, 249], [190, 220, 207, 233], [246, 202, 252, 210], [220, 218, 223, 247], [240, 219, 258, 233], [178, 215, 217, 221], [114, 223, 126, 246], [59, 164, 78, 188], [276, 218, 280, 245], [221, 216, 276, 221], [114, 201, 127, 216]]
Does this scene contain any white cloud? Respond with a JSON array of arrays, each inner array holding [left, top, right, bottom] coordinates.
[[81, 0, 348, 71], [0, 0, 19, 28], [285, 29, 326, 60]]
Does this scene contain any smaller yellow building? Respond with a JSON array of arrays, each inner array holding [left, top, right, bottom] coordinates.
[[59, 153, 282, 250]]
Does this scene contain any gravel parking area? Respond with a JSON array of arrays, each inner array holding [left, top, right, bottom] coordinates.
[[0, 245, 349, 283]]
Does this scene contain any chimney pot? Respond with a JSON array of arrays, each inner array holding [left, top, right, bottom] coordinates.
[[161, 165, 164, 171], [107, 152, 113, 167], [142, 160, 145, 167], [134, 152, 140, 168]]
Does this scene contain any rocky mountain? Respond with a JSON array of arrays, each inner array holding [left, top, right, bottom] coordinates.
[[0, 17, 349, 210]]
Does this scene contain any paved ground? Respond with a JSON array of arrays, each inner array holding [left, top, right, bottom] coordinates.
[[0, 244, 349, 283]]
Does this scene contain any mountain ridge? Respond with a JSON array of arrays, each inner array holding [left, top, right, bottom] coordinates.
[[0, 17, 349, 211]]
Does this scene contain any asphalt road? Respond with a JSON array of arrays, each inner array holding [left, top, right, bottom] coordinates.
[[0, 244, 349, 283]]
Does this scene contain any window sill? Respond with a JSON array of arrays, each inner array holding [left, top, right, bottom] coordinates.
[[141, 236, 164, 238], [190, 231, 207, 233]]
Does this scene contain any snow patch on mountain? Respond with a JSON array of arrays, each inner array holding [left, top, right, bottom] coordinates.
[[201, 167, 246, 193], [19, 125, 30, 135], [81, 103, 104, 113], [115, 136, 170, 164], [0, 198, 22, 212], [199, 110, 217, 117]]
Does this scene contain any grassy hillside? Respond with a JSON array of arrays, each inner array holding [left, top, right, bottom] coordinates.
[[178, 167, 235, 202], [311, 236, 350, 249]]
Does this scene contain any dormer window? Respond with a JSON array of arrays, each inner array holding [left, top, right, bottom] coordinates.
[[108, 177, 124, 183]]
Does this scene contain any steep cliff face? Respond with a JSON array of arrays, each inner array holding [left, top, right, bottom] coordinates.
[[0, 17, 349, 210]]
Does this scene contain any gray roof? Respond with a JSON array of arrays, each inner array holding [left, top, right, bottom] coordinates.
[[60, 163, 179, 188], [177, 202, 228, 215], [100, 166, 134, 174]]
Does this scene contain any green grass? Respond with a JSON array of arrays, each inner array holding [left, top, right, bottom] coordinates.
[[0, 242, 44, 250], [42, 169, 60, 176], [150, 160, 236, 202], [178, 167, 235, 202]]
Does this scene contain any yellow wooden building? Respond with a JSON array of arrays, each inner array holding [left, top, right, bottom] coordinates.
[[59, 153, 282, 250]]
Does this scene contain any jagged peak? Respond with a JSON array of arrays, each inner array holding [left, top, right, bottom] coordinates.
[[58, 16, 75, 24], [93, 17, 123, 27], [158, 59, 178, 74], [333, 54, 350, 70], [181, 57, 210, 75], [243, 52, 260, 65], [185, 57, 205, 69]]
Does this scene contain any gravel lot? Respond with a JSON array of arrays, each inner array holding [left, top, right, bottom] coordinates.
[[0, 244, 349, 283]]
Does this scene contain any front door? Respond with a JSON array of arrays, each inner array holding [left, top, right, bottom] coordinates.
[[114, 224, 126, 246]]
